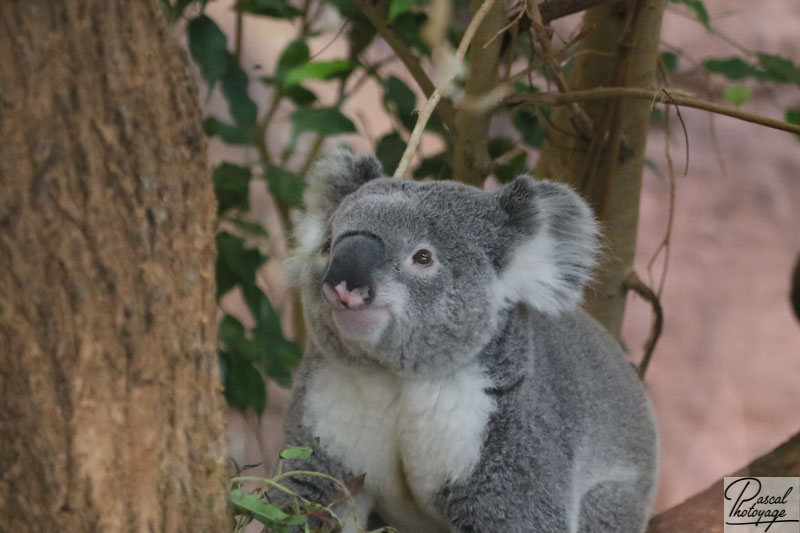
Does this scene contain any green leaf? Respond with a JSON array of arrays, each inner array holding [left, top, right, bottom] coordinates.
[[219, 314, 246, 345], [392, 12, 430, 56], [413, 151, 451, 180], [264, 164, 306, 209], [376, 133, 407, 175], [187, 15, 230, 89], [291, 107, 356, 136], [347, 16, 377, 60], [722, 85, 752, 107], [203, 117, 253, 145], [283, 60, 354, 86], [757, 53, 800, 85], [283, 85, 317, 107], [703, 57, 765, 81], [222, 65, 258, 128], [644, 158, 666, 181], [389, 0, 414, 21], [220, 352, 267, 413], [786, 108, 800, 141], [384, 76, 417, 131], [669, 0, 710, 29], [512, 108, 544, 148], [235, 0, 301, 18], [213, 162, 251, 214], [488, 138, 527, 184], [280, 446, 314, 460], [216, 232, 266, 293], [661, 51, 678, 73], [231, 489, 303, 525], [275, 40, 310, 85]]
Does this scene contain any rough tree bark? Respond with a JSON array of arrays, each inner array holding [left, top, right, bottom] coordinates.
[[535, 0, 668, 338], [452, 0, 505, 187], [647, 431, 800, 532], [0, 1, 228, 531]]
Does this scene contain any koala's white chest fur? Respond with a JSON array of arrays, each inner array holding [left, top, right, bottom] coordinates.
[[304, 360, 496, 532]]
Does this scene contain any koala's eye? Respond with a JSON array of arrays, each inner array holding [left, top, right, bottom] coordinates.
[[321, 237, 332, 255], [412, 249, 433, 266]]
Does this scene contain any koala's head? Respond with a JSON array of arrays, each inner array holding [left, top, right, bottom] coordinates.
[[287, 150, 599, 377]]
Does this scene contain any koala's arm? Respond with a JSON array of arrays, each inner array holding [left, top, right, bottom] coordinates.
[[276, 352, 374, 532]]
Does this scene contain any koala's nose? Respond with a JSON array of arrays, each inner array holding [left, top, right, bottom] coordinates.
[[322, 234, 383, 309]]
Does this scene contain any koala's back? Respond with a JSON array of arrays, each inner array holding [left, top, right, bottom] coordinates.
[[448, 306, 658, 533]]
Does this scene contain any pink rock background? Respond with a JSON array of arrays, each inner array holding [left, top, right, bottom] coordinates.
[[191, 0, 800, 513]]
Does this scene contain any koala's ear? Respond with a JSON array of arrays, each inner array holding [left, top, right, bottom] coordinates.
[[494, 176, 599, 315], [304, 150, 384, 219]]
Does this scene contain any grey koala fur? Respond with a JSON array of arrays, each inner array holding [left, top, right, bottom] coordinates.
[[281, 150, 658, 533]]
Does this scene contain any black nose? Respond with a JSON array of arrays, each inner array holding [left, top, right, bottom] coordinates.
[[322, 233, 384, 305]]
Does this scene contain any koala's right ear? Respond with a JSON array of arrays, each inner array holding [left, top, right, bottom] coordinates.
[[304, 150, 384, 219], [286, 151, 383, 281]]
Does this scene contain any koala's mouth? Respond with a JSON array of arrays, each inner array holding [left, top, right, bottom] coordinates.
[[331, 306, 391, 342]]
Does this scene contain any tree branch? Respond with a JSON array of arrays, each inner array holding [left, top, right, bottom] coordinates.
[[506, 87, 800, 136], [394, 0, 499, 179], [623, 271, 663, 378], [353, 0, 456, 132], [451, 0, 505, 186], [538, 0, 609, 23], [647, 430, 800, 532]]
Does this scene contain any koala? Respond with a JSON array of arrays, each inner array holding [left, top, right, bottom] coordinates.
[[281, 150, 658, 533]]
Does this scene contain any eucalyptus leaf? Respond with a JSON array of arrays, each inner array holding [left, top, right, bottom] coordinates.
[[291, 107, 356, 136], [376, 133, 406, 175], [669, 0, 710, 29], [187, 15, 230, 90], [283, 60, 354, 86], [222, 65, 258, 128], [220, 352, 267, 414], [203, 117, 253, 145], [213, 162, 251, 214], [722, 85, 752, 107], [384, 76, 417, 131], [264, 164, 306, 209], [235, 0, 301, 18], [275, 40, 310, 86], [280, 446, 314, 460]]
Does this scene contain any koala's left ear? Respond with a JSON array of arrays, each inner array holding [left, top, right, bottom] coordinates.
[[304, 149, 384, 219], [494, 176, 600, 315]]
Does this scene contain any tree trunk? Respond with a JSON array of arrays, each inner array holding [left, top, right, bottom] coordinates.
[[0, 2, 228, 531], [647, 430, 800, 532], [452, 0, 505, 187], [535, 0, 667, 338]]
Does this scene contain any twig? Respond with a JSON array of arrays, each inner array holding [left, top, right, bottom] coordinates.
[[489, 146, 527, 171], [538, 0, 607, 23], [505, 87, 800, 136], [646, 105, 676, 298], [526, 0, 593, 132], [623, 271, 663, 379], [394, 0, 499, 178], [353, 0, 456, 132], [234, 9, 244, 63], [308, 18, 352, 61]]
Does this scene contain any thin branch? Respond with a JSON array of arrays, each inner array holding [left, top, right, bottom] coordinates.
[[353, 0, 456, 132], [234, 9, 244, 63], [505, 87, 800, 136], [526, 0, 593, 132], [647, 104, 676, 298], [623, 271, 663, 379], [308, 18, 351, 61], [538, 0, 608, 23], [394, 0, 499, 179]]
